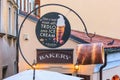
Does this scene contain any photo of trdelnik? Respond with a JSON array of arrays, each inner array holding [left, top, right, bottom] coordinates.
[[0, 0, 120, 80]]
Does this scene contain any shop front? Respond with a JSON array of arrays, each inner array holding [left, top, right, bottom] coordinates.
[[18, 5, 120, 80]]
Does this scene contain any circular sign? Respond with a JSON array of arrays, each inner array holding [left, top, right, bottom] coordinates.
[[36, 12, 71, 48]]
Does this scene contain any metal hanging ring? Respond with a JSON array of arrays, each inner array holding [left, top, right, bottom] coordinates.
[[18, 3, 95, 68]]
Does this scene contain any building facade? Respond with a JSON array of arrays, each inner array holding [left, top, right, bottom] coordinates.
[[18, 0, 40, 17], [0, 0, 18, 79], [17, 0, 120, 80], [18, 0, 34, 13], [92, 50, 120, 80], [18, 11, 120, 80]]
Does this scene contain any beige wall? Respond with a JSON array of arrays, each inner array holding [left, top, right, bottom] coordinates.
[[40, 0, 120, 39], [0, 0, 17, 79], [92, 66, 120, 80], [0, 37, 16, 78]]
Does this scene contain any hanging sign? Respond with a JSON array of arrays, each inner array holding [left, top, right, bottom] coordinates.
[[76, 43, 104, 65], [35, 12, 71, 48], [37, 49, 73, 64]]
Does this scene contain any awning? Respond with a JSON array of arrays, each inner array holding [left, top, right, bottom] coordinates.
[[3, 70, 84, 80]]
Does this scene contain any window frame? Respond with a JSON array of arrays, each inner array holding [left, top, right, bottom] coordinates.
[[2, 65, 8, 79], [0, 0, 4, 33], [0, 0, 6, 37], [14, 11, 16, 36], [8, 5, 12, 35]]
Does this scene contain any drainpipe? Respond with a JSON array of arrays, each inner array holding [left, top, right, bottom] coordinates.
[[99, 52, 107, 80], [16, 0, 19, 73]]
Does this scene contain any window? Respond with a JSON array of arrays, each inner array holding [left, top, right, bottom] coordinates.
[[8, 7, 12, 34], [29, 2, 31, 12], [35, 5, 40, 17], [24, 0, 26, 11], [22, 0, 24, 11], [20, 0, 22, 10], [0, 0, 5, 37], [35, 5, 39, 15], [14, 11, 16, 36], [27, 0, 29, 12], [2, 65, 8, 79]]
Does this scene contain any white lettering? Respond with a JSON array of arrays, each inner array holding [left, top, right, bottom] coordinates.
[[39, 53, 71, 60]]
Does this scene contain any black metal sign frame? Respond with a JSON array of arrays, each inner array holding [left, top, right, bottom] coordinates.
[[18, 4, 106, 80], [18, 3, 90, 68]]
